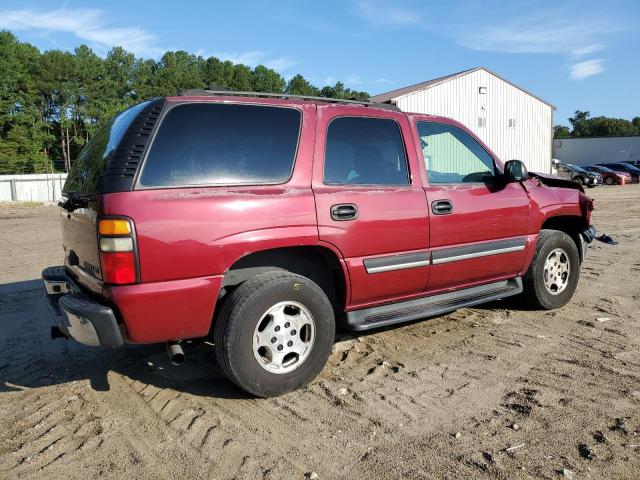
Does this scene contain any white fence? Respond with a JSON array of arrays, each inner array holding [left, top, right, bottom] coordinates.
[[0, 174, 68, 202]]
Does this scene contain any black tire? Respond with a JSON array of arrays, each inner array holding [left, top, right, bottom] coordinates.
[[573, 176, 584, 186], [522, 229, 580, 310], [604, 177, 614, 185], [213, 271, 335, 397]]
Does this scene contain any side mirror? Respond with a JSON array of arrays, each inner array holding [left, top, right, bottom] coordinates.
[[503, 159, 529, 183]]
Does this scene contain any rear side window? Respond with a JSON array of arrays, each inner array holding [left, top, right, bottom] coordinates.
[[139, 103, 301, 187], [324, 117, 409, 185], [64, 101, 151, 195]]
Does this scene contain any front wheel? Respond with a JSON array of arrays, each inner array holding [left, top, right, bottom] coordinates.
[[522, 230, 580, 310], [605, 177, 614, 185], [213, 271, 335, 397]]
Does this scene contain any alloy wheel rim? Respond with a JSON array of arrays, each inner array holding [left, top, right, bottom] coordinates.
[[543, 248, 571, 295], [252, 301, 315, 374]]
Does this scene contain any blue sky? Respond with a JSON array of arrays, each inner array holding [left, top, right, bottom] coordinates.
[[1, 0, 638, 125]]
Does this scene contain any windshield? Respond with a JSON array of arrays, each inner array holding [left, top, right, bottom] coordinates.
[[595, 166, 613, 173], [63, 101, 151, 195]]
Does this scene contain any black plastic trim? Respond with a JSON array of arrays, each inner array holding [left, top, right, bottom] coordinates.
[[346, 278, 523, 331], [102, 98, 167, 194]]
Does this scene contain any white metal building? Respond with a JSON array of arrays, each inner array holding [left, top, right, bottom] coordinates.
[[372, 67, 555, 173], [553, 136, 640, 166]]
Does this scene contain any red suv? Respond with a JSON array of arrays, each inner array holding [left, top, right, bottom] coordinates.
[[43, 92, 595, 396]]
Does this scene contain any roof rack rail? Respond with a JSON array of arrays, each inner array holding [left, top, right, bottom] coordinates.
[[178, 89, 401, 111]]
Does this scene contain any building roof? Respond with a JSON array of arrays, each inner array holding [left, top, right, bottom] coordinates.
[[371, 67, 556, 109]]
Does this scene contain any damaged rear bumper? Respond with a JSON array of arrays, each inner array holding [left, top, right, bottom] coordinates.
[[42, 266, 124, 347]]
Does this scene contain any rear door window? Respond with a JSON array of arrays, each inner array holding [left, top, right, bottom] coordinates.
[[323, 117, 410, 186], [138, 103, 301, 187]]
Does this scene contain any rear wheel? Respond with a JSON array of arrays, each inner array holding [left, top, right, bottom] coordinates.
[[604, 177, 614, 185], [213, 271, 335, 397], [522, 229, 580, 310]]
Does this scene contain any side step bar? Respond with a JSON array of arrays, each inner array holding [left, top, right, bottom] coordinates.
[[345, 278, 523, 331]]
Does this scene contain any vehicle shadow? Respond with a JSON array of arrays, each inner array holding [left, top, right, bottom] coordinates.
[[0, 279, 535, 400], [0, 280, 252, 400]]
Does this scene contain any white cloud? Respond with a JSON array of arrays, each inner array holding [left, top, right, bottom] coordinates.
[[571, 44, 605, 57], [375, 77, 393, 84], [0, 7, 163, 57], [437, 6, 622, 81], [265, 57, 297, 72], [569, 59, 605, 80], [353, 0, 420, 26], [455, 14, 616, 55], [212, 50, 296, 72]]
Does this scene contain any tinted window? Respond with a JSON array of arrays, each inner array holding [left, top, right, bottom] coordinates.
[[417, 122, 495, 184], [324, 117, 409, 185], [139, 103, 301, 187], [64, 101, 151, 195]]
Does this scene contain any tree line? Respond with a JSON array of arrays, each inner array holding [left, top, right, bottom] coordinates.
[[0, 31, 369, 175], [554, 111, 640, 139]]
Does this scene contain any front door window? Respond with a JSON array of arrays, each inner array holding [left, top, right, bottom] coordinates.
[[417, 122, 495, 184]]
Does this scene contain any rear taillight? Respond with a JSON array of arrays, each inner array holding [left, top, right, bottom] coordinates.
[[98, 218, 138, 285]]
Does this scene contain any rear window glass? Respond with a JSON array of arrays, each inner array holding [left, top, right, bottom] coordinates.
[[138, 103, 301, 187], [64, 101, 150, 195]]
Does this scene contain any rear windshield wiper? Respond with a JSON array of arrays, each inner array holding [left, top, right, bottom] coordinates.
[[58, 191, 89, 212]]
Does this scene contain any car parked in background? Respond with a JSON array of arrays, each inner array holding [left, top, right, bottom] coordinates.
[[554, 163, 599, 187], [585, 165, 631, 185], [584, 168, 603, 186], [598, 163, 640, 183], [622, 160, 640, 169]]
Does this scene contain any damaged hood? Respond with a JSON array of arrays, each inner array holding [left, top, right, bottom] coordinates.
[[528, 172, 585, 192]]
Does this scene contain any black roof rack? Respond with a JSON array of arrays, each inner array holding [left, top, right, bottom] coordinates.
[[178, 89, 401, 111]]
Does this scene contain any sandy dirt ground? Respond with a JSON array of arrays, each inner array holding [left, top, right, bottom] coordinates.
[[1, 186, 639, 480]]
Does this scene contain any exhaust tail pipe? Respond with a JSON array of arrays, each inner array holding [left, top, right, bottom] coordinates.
[[166, 341, 185, 365]]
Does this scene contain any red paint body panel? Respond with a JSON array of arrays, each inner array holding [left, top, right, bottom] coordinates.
[[311, 105, 430, 305], [428, 236, 535, 291], [101, 187, 319, 283], [104, 275, 222, 343], [522, 178, 590, 232], [408, 114, 531, 291], [58, 96, 593, 344], [423, 183, 530, 290]]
